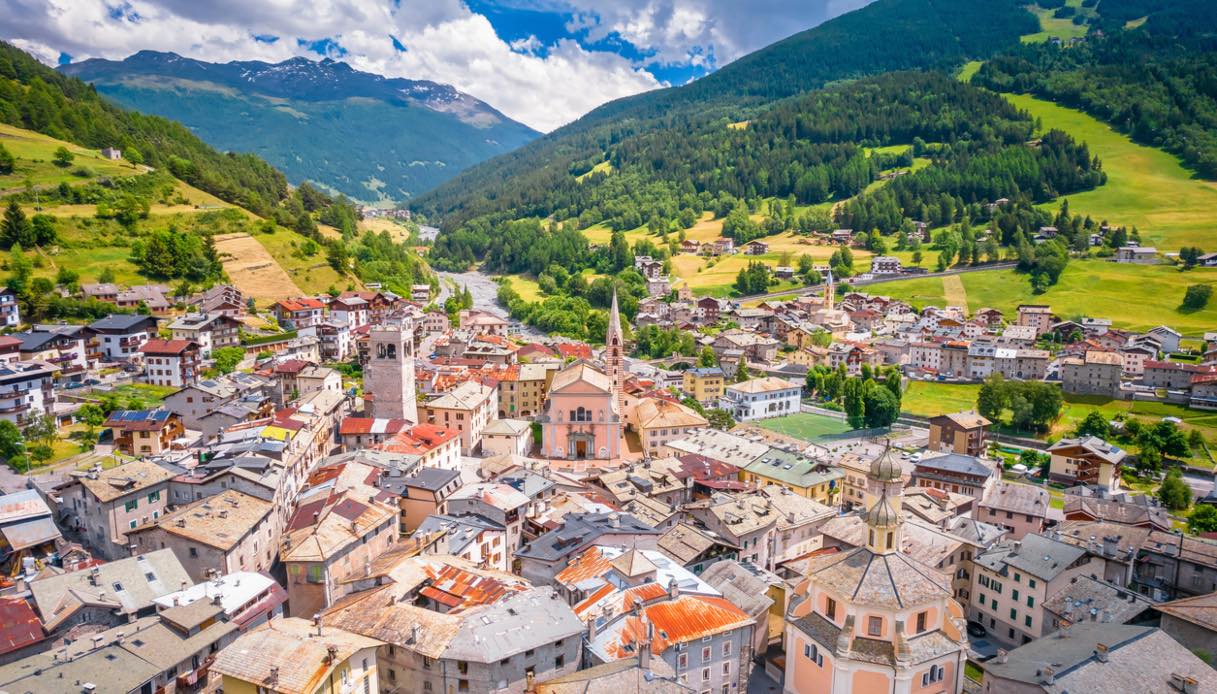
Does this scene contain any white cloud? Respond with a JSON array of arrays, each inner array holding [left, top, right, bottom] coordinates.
[[0, 0, 872, 131]]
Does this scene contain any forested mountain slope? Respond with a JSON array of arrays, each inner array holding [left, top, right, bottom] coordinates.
[[61, 52, 539, 203], [410, 0, 1038, 225]]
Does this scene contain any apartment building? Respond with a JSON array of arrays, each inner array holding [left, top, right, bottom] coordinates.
[[419, 380, 499, 454], [55, 459, 175, 560], [719, 377, 801, 422]]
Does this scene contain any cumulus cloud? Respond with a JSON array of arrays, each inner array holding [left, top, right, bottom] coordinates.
[[0, 0, 871, 131]]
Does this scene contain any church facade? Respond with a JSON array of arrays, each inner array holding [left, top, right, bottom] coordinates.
[[537, 291, 626, 460]]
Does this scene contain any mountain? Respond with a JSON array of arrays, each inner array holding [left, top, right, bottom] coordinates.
[[410, 0, 1039, 225], [60, 52, 540, 203]]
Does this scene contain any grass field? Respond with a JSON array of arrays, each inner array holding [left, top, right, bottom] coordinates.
[[0, 123, 136, 191], [756, 412, 853, 442], [873, 259, 1217, 336], [358, 217, 414, 242], [902, 380, 1217, 454], [957, 60, 983, 84], [1007, 93, 1217, 249], [499, 273, 544, 302], [1022, 0, 1090, 44]]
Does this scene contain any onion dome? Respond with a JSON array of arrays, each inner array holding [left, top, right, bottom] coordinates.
[[866, 495, 899, 528], [869, 443, 902, 483]]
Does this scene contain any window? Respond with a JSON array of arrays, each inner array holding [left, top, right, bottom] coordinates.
[[803, 642, 823, 667], [1025, 615, 1033, 627], [678, 653, 688, 668], [125, 499, 138, 512], [307, 565, 324, 584], [702, 646, 711, 661], [916, 611, 927, 633], [702, 667, 711, 682], [147, 491, 160, 503], [1012, 589, 1020, 601], [423, 682, 432, 692], [825, 597, 837, 621], [1027, 596, 1034, 608], [1010, 608, 1017, 620], [867, 616, 882, 636], [922, 664, 945, 686], [991, 598, 997, 610], [1029, 578, 1037, 589], [129, 519, 137, 529], [723, 641, 732, 657], [555, 655, 564, 669], [189, 547, 198, 558]]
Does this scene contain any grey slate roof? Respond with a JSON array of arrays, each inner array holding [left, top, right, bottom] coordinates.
[[28, 548, 191, 619], [914, 453, 996, 479], [698, 560, 775, 618], [88, 314, 158, 332], [974, 533, 1086, 582], [516, 513, 660, 562]]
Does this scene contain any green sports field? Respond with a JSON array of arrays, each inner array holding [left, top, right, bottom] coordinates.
[[756, 412, 853, 441]]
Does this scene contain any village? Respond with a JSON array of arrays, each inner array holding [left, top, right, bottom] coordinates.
[[0, 249, 1207, 694]]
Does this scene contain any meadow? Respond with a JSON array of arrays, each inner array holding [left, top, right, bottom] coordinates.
[[870, 259, 1217, 336]]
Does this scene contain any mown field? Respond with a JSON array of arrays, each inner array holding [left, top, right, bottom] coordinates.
[[0, 122, 136, 191], [1007, 93, 1217, 250], [870, 259, 1217, 336], [755, 412, 853, 442], [903, 380, 1217, 454]]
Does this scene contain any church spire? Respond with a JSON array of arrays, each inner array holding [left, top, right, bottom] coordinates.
[[865, 442, 904, 555], [825, 267, 835, 312], [606, 288, 625, 413]]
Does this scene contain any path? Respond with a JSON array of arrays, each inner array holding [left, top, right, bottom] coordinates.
[[942, 274, 968, 309], [731, 261, 1017, 303]]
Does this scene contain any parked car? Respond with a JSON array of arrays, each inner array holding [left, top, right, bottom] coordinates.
[[966, 621, 987, 638]]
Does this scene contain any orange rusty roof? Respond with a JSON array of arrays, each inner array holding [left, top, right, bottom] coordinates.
[[554, 546, 614, 587], [602, 588, 752, 657], [421, 562, 525, 613]]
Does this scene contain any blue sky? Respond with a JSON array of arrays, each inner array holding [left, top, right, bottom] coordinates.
[[1, 0, 870, 131]]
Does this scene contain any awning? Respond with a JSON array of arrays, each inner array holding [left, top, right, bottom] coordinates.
[[1, 516, 62, 551]]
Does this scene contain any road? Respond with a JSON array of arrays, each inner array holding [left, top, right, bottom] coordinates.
[[732, 261, 1018, 303], [1182, 469, 1215, 502], [435, 270, 545, 339]]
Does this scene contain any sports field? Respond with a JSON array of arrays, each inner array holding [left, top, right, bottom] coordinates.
[[756, 412, 853, 441]]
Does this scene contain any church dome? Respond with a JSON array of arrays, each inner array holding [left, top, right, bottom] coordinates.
[[866, 495, 899, 528], [869, 444, 902, 482]]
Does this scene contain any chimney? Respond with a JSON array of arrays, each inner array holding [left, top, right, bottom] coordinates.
[[1039, 666, 1055, 685], [326, 645, 338, 663], [180, 581, 188, 593], [268, 666, 279, 684], [995, 649, 1008, 664], [313, 614, 323, 636], [212, 593, 222, 606], [639, 620, 654, 672], [525, 670, 536, 693], [608, 513, 620, 529], [1095, 643, 1109, 663], [668, 579, 679, 601]]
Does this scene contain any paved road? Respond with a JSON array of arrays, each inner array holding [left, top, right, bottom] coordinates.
[[1182, 469, 1215, 501]]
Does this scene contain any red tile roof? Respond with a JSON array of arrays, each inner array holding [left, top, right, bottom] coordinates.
[[338, 417, 412, 436], [275, 298, 325, 312], [556, 343, 593, 360], [375, 424, 460, 455], [140, 339, 195, 355]]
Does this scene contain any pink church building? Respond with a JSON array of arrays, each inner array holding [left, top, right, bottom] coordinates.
[[538, 291, 626, 460], [784, 444, 970, 693]]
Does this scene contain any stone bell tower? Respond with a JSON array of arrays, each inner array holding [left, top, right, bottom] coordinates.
[[366, 318, 417, 423]]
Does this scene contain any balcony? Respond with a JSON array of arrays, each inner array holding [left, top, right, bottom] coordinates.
[[0, 402, 30, 415]]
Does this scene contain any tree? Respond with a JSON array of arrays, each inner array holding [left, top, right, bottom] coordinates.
[[0, 420, 23, 462], [76, 403, 105, 448], [1074, 410, 1111, 439], [98, 266, 116, 284], [707, 408, 735, 431], [1, 201, 30, 249], [1182, 284, 1212, 311], [734, 360, 750, 383], [27, 443, 52, 468], [1189, 504, 1217, 535], [0, 143, 13, 175], [125, 146, 144, 166], [843, 378, 866, 429], [1158, 469, 1193, 511], [862, 384, 899, 428], [213, 346, 246, 374], [51, 146, 74, 167], [698, 346, 717, 368], [24, 414, 57, 450]]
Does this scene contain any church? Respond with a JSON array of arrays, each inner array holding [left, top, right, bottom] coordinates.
[[538, 291, 626, 460]]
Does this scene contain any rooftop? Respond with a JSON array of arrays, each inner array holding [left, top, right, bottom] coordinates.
[[212, 617, 380, 694], [1042, 575, 1155, 626], [140, 489, 272, 551], [68, 459, 175, 503], [975, 533, 1087, 582]]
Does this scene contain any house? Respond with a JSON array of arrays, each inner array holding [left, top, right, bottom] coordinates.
[[55, 459, 175, 560], [741, 450, 844, 507], [446, 482, 531, 554], [14, 326, 89, 379], [969, 533, 1097, 647], [928, 411, 991, 457], [190, 284, 245, 316], [491, 362, 554, 419], [743, 240, 769, 255], [100, 146, 121, 160], [1143, 360, 1215, 390], [680, 239, 701, 254], [481, 417, 532, 456], [696, 296, 722, 324], [1157, 592, 1217, 661], [1016, 304, 1054, 336], [1147, 325, 1183, 354], [657, 522, 740, 574], [87, 314, 158, 361], [271, 297, 325, 329], [392, 466, 463, 533], [104, 408, 185, 457], [1061, 351, 1123, 397], [661, 428, 768, 470], [373, 423, 462, 471], [169, 312, 242, 358], [411, 513, 510, 571], [1062, 495, 1171, 531], [26, 548, 191, 635], [0, 361, 57, 426], [515, 512, 662, 585], [632, 397, 707, 452], [0, 597, 45, 665], [977, 482, 1051, 540], [910, 453, 999, 502], [1134, 530, 1217, 600], [1115, 245, 1158, 263], [719, 376, 801, 421], [280, 473, 399, 619], [329, 295, 369, 328], [153, 570, 287, 632], [830, 228, 853, 244], [585, 583, 754, 693], [140, 339, 201, 388], [459, 308, 510, 337], [213, 617, 382, 694], [337, 416, 413, 449], [870, 255, 902, 274], [1047, 437, 1126, 492], [419, 380, 498, 454], [128, 489, 275, 583], [323, 554, 585, 694], [82, 282, 120, 303], [0, 489, 61, 569], [1041, 575, 1156, 634], [979, 624, 1217, 693], [534, 660, 690, 694], [116, 284, 172, 312]]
